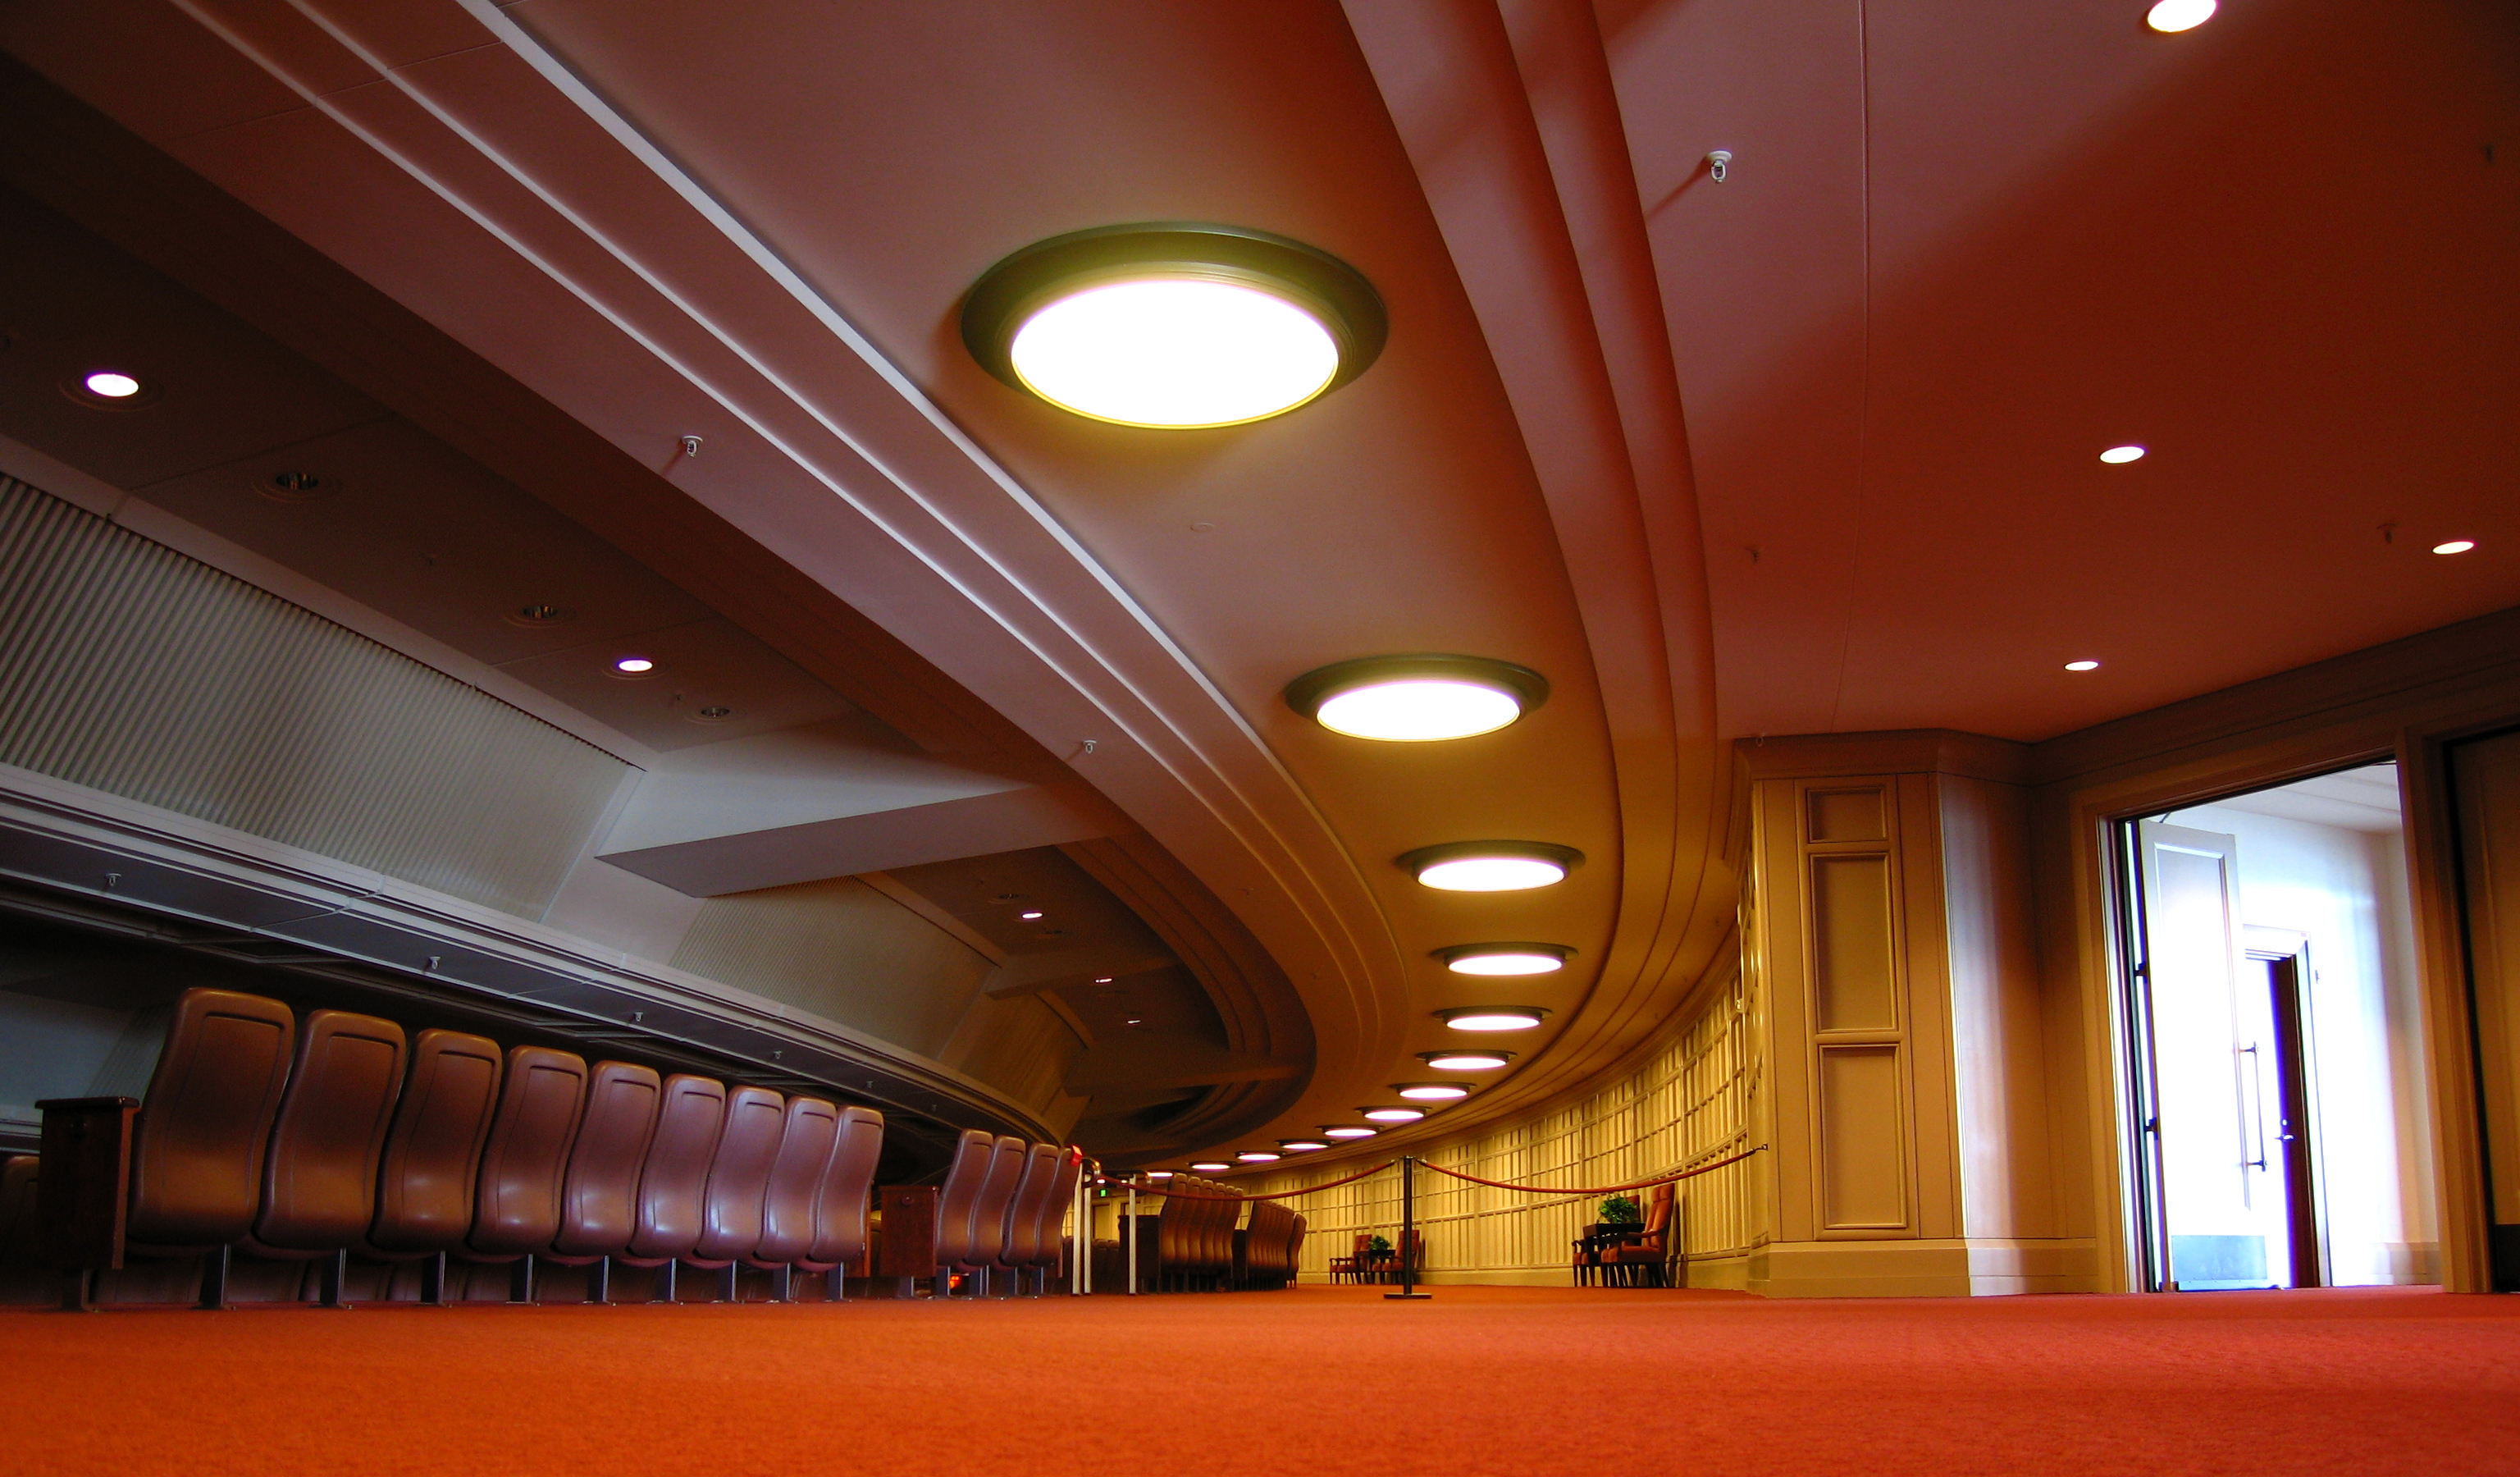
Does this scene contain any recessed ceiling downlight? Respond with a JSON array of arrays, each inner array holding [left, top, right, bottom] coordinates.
[[2145, 0, 2214, 32], [963, 223, 1386, 428], [84, 371, 142, 398], [1401, 841, 1583, 893], [2099, 445, 2147, 464], [1421, 1049, 1515, 1071], [1437, 1006, 1550, 1033], [1363, 1106, 1427, 1123], [1437, 943, 1572, 977], [2064, 660, 2101, 672], [1285, 656, 1549, 742], [2435, 540, 2477, 556]]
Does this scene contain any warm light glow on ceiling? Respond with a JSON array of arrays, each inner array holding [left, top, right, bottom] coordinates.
[[1439, 1006, 1550, 1033], [2434, 540, 2477, 555], [2145, 0, 2215, 32], [82, 371, 142, 398], [2064, 660, 2101, 672], [1402, 842, 1582, 893], [1236, 1150, 1282, 1162], [1395, 1083, 1470, 1101], [1422, 1050, 1513, 1071], [1440, 944, 1569, 977], [1010, 277, 1339, 428], [2098, 445, 2147, 464], [1363, 1107, 1427, 1123], [1323, 1126, 1379, 1139]]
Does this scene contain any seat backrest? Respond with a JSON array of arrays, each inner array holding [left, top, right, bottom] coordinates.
[[931, 1129, 998, 1268], [806, 1106, 884, 1267], [0, 1155, 37, 1263], [996, 1142, 1060, 1269], [1028, 1145, 1083, 1268], [751, 1096, 840, 1265], [550, 1062, 662, 1257], [468, 1046, 589, 1255], [253, 1009, 408, 1251], [1156, 1187, 1194, 1270], [1641, 1181, 1674, 1233], [627, 1075, 726, 1260], [963, 1135, 1026, 1268], [692, 1086, 786, 1262], [368, 1029, 503, 1254], [126, 988, 295, 1249], [1286, 1214, 1307, 1274]]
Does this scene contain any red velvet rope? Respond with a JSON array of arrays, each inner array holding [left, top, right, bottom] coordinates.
[[1091, 1159, 1397, 1201], [1411, 1144, 1766, 1197]]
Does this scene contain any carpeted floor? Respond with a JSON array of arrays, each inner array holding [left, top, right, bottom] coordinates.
[[5, 1283, 2515, 1476]]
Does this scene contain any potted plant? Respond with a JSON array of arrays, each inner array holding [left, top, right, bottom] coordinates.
[[1367, 1233, 1393, 1255], [1599, 1196, 1641, 1227]]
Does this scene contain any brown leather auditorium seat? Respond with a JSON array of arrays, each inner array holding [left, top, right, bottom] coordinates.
[[1026, 1145, 1083, 1291], [745, 1095, 839, 1299], [363, 1030, 504, 1303], [687, 1084, 786, 1298], [993, 1141, 1061, 1296], [796, 1105, 883, 1298], [467, 1046, 590, 1301], [620, 1073, 727, 1301], [956, 1134, 1026, 1298], [930, 1128, 998, 1298], [545, 1060, 662, 1303], [243, 1009, 408, 1306], [123, 989, 297, 1266]]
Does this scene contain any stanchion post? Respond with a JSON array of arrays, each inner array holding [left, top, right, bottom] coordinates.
[[1071, 1174, 1084, 1296], [1126, 1177, 1139, 1295], [1386, 1155, 1430, 1301]]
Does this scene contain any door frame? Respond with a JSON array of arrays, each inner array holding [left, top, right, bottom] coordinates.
[[2244, 926, 2325, 1289]]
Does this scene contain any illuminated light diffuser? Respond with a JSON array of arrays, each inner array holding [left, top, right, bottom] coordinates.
[[1144, 1171, 1176, 1179], [614, 656, 655, 674], [1421, 1049, 1514, 1071], [83, 371, 142, 398], [1237, 1150, 1281, 1163], [1400, 841, 1583, 893], [1437, 943, 1571, 977], [962, 223, 1386, 428], [2099, 445, 2147, 464], [1188, 1161, 1230, 1172], [1362, 1107, 1427, 1123], [1280, 1140, 1329, 1152], [2145, 0, 2214, 32], [1322, 1126, 1379, 1140], [1285, 655, 1549, 742], [2064, 660, 2101, 672], [2435, 540, 2477, 556], [1437, 1006, 1550, 1033], [1395, 1082, 1470, 1101]]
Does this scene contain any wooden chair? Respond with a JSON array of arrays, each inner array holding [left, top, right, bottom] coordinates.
[[1327, 1232, 1370, 1284], [1600, 1182, 1676, 1287]]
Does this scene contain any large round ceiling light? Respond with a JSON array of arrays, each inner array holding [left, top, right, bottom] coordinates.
[[1363, 1106, 1427, 1123], [963, 223, 1386, 428], [1322, 1125, 1379, 1140], [1437, 1006, 1550, 1033], [1395, 1082, 1471, 1101], [1401, 841, 1583, 893], [2145, 0, 2214, 32], [1437, 943, 1571, 976], [1285, 656, 1548, 742], [1421, 1049, 1514, 1071], [1188, 1160, 1230, 1172], [1280, 1139, 1329, 1152], [1236, 1150, 1281, 1163]]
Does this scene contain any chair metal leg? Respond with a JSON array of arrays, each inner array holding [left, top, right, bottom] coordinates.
[[199, 1245, 231, 1310], [655, 1260, 677, 1304], [715, 1263, 738, 1303], [773, 1264, 792, 1303], [828, 1266, 847, 1302], [589, 1257, 611, 1306], [317, 1248, 349, 1309], [60, 1267, 95, 1312], [508, 1254, 536, 1305], [420, 1251, 448, 1306]]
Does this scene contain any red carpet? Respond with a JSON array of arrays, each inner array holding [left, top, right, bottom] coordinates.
[[6, 1283, 2514, 1475]]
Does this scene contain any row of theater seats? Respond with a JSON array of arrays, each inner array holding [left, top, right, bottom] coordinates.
[[927, 1128, 1084, 1297], [1102, 1177, 1303, 1292], [12, 986, 889, 1308]]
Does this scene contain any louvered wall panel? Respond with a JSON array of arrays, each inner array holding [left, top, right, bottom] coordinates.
[[0, 477, 627, 917]]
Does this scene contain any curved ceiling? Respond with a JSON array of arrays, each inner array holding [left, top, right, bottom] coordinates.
[[0, 0, 2509, 1167]]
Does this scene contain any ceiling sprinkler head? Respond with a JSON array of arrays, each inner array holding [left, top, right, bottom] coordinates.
[[1707, 149, 1733, 183]]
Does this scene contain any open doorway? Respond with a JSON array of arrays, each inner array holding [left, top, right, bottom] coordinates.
[[2116, 763, 2438, 1292]]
